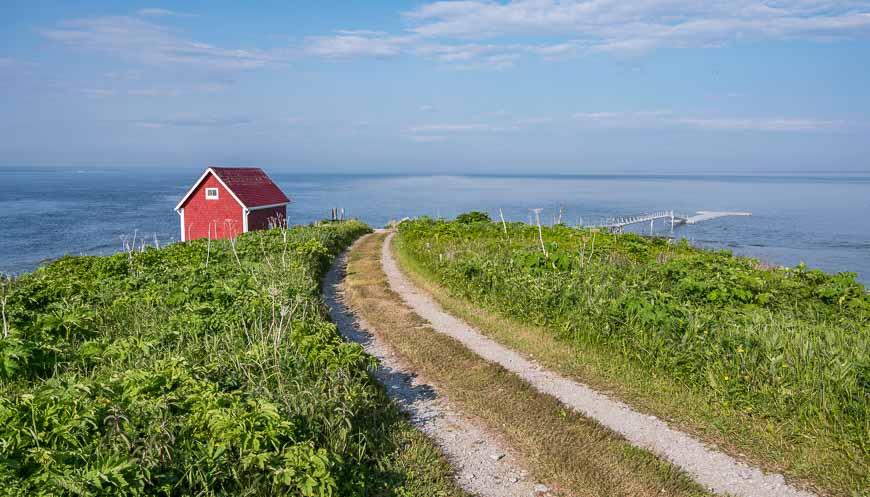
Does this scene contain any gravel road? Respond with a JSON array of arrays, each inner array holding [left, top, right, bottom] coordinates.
[[380, 232, 816, 497], [324, 238, 552, 497]]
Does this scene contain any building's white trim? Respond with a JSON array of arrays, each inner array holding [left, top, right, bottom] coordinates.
[[175, 168, 212, 211], [174, 167, 247, 212], [203, 170, 249, 211], [247, 202, 290, 211], [179, 208, 186, 242], [175, 167, 289, 238]]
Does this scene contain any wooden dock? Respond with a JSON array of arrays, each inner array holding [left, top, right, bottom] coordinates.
[[677, 211, 752, 225], [592, 210, 751, 232]]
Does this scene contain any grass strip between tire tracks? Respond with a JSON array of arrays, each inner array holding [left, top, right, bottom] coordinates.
[[343, 232, 714, 497], [393, 221, 858, 497]]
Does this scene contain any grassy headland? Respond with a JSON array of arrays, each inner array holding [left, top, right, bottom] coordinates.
[[344, 232, 712, 497], [0, 221, 465, 497], [395, 215, 869, 497]]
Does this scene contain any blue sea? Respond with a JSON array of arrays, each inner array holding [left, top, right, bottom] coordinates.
[[1, 168, 868, 284]]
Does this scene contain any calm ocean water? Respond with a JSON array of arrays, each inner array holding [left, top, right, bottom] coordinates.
[[1, 168, 868, 284]]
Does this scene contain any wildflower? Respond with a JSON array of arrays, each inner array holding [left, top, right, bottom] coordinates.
[[724, 375, 730, 381], [737, 346, 745, 353]]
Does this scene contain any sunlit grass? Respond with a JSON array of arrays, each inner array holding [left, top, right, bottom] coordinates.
[[396, 216, 870, 497], [0, 221, 464, 497]]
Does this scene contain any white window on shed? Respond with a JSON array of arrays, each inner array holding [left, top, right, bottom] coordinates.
[[205, 188, 219, 200]]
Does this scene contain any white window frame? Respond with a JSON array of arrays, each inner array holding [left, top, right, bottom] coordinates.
[[205, 187, 219, 200]]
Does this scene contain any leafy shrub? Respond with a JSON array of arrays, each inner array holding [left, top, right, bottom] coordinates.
[[455, 211, 491, 224], [0, 221, 448, 496], [396, 218, 870, 494]]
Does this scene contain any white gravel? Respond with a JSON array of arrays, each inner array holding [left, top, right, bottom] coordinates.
[[324, 238, 551, 497], [381, 232, 817, 497]]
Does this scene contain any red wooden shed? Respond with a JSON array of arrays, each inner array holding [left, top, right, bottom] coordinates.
[[175, 167, 290, 241]]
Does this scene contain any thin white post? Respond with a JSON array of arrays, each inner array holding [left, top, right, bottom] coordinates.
[[531, 208, 547, 257], [1, 277, 8, 339], [206, 221, 212, 268]]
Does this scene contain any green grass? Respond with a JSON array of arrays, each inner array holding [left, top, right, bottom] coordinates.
[[0, 221, 466, 497], [395, 216, 870, 497], [343, 232, 712, 497]]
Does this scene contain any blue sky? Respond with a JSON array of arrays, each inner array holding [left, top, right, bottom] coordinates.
[[1, 0, 869, 173]]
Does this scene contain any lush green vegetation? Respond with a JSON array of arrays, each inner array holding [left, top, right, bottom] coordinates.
[[347, 233, 712, 497], [0, 222, 464, 497], [396, 216, 870, 496], [454, 211, 491, 224]]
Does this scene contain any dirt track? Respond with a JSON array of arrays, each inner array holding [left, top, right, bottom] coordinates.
[[324, 236, 548, 497], [377, 231, 816, 497]]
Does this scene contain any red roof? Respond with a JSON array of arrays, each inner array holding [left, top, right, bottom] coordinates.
[[176, 167, 290, 211], [210, 167, 289, 208]]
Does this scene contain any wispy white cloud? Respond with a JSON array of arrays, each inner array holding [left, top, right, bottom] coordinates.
[[303, 31, 537, 69], [409, 122, 513, 132], [77, 88, 118, 98], [74, 82, 230, 98], [572, 111, 666, 121], [674, 116, 843, 132], [404, 0, 870, 50], [303, 29, 549, 68], [136, 8, 196, 18], [410, 114, 560, 133], [302, 0, 870, 67], [134, 82, 228, 96], [42, 16, 277, 70], [571, 111, 845, 131], [131, 115, 315, 135], [406, 113, 558, 141], [303, 33, 412, 57], [529, 42, 583, 59], [134, 114, 254, 128], [136, 8, 179, 17], [335, 29, 389, 37], [415, 42, 523, 68], [408, 111, 847, 136]]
